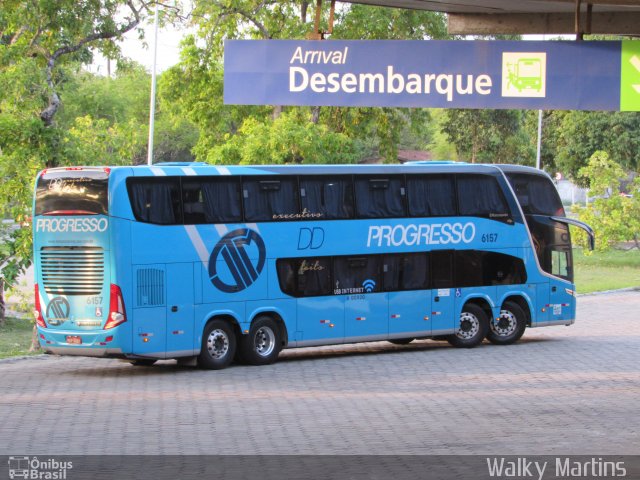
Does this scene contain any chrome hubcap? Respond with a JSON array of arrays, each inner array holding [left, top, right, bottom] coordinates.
[[207, 329, 229, 359], [457, 312, 480, 340], [492, 310, 518, 336], [254, 326, 276, 357]]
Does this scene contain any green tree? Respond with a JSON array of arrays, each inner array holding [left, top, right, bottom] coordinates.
[[573, 151, 640, 251], [441, 109, 528, 163], [162, 2, 450, 164], [0, 0, 156, 296], [550, 111, 640, 180]]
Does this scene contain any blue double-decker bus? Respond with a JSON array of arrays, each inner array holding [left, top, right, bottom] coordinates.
[[33, 162, 593, 369]]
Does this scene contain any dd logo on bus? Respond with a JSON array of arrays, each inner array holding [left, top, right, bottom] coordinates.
[[208, 228, 266, 293]]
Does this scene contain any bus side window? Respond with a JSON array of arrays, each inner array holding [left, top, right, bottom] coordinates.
[[354, 176, 406, 219], [482, 252, 527, 286], [431, 250, 454, 289], [276, 260, 296, 296], [276, 258, 331, 297], [295, 257, 332, 297], [182, 177, 242, 224], [128, 178, 182, 225], [299, 176, 353, 219], [455, 251, 483, 287], [334, 256, 381, 293], [406, 175, 456, 217], [243, 177, 299, 222], [383, 253, 429, 291], [457, 174, 511, 223]]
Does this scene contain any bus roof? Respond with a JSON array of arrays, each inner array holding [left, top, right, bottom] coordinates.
[[40, 162, 552, 179]]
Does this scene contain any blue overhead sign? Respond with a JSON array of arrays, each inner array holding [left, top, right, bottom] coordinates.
[[224, 40, 640, 111]]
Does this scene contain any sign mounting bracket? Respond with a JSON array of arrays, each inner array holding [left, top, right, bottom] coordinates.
[[307, 0, 336, 40]]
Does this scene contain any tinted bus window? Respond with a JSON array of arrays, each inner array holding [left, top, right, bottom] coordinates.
[[182, 177, 242, 224], [300, 176, 353, 220], [354, 177, 405, 219], [277, 257, 332, 297], [333, 256, 381, 294], [36, 170, 108, 216], [431, 251, 454, 289], [128, 178, 182, 225], [406, 175, 456, 217], [243, 177, 299, 222], [455, 250, 527, 287], [383, 253, 429, 291], [457, 174, 511, 221], [506, 173, 565, 216]]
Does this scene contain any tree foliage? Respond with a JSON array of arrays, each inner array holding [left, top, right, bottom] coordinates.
[[160, 2, 450, 164], [441, 109, 530, 164], [548, 111, 640, 180], [573, 151, 640, 251], [0, 0, 157, 290]]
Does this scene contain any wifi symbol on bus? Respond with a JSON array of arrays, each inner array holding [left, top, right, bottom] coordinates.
[[362, 279, 376, 293]]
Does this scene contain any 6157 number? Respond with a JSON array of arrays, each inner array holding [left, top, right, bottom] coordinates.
[[481, 233, 498, 243]]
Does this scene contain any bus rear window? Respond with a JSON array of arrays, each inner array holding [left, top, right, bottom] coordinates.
[[35, 170, 109, 216]]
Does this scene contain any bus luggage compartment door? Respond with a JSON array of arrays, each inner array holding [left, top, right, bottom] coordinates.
[[296, 296, 344, 343], [388, 291, 431, 338]]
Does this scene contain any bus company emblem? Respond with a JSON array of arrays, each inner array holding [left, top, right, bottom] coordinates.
[[45, 297, 70, 325], [208, 228, 266, 293]]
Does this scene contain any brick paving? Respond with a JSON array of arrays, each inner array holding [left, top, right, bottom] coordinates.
[[1, 291, 638, 455]]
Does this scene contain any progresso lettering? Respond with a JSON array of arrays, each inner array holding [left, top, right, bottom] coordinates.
[[36, 217, 108, 233], [367, 223, 475, 248]]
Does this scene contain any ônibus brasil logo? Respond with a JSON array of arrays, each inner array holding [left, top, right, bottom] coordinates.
[[208, 228, 266, 293]]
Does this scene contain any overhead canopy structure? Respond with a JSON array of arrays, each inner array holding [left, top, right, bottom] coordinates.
[[341, 0, 640, 36]]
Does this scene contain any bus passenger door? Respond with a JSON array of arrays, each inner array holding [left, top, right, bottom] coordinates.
[[166, 263, 195, 355], [430, 251, 456, 335]]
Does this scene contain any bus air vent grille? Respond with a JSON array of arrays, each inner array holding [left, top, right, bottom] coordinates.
[[136, 267, 165, 307], [40, 246, 104, 296]]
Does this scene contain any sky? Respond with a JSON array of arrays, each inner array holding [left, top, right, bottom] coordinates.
[[89, 19, 188, 75]]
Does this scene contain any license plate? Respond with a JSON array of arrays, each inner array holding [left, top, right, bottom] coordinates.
[[66, 336, 82, 345]]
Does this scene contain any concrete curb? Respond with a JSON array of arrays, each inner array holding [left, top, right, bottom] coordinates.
[[577, 286, 640, 297]]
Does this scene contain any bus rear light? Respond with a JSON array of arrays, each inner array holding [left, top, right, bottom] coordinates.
[[104, 284, 127, 330], [34, 284, 46, 328]]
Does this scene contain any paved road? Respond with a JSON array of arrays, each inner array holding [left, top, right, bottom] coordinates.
[[1, 291, 639, 455]]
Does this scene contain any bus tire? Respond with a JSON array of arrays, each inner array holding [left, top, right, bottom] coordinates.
[[388, 338, 414, 345], [129, 359, 157, 367], [447, 303, 489, 348], [238, 316, 281, 366], [487, 301, 527, 345], [198, 319, 236, 370]]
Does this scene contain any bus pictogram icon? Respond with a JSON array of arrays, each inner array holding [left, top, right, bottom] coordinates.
[[502, 52, 547, 98], [8, 457, 30, 479]]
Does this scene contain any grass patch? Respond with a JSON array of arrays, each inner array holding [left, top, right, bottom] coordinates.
[[574, 248, 640, 294], [0, 317, 37, 359]]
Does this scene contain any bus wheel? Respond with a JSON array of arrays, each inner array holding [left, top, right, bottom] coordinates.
[[388, 338, 414, 345], [239, 316, 281, 366], [487, 301, 527, 345], [129, 359, 157, 367], [198, 320, 236, 370], [447, 304, 489, 348]]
